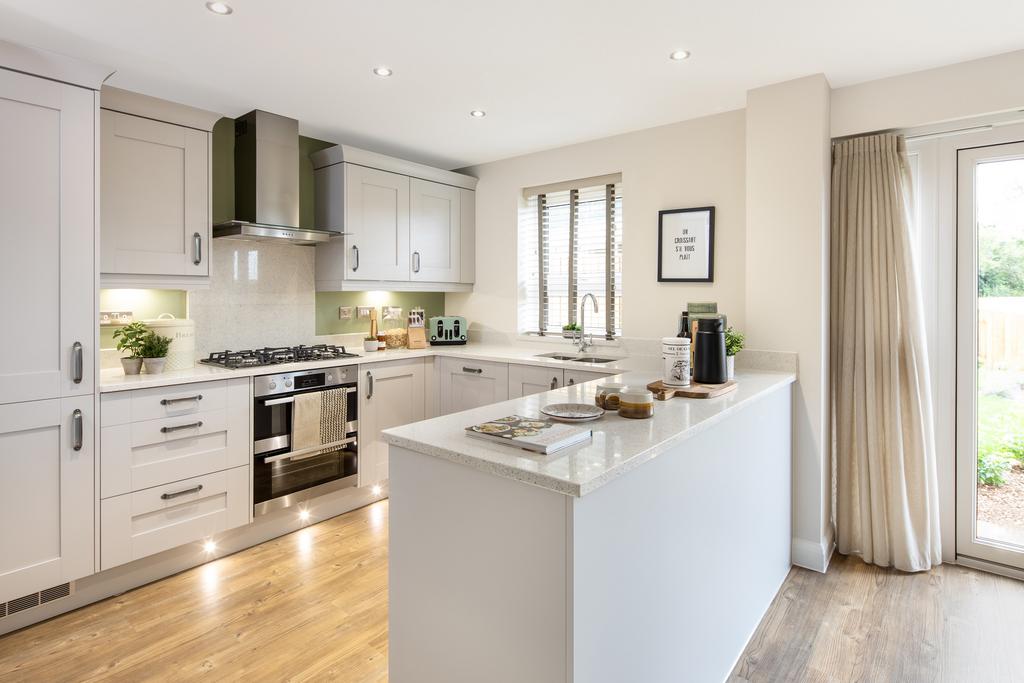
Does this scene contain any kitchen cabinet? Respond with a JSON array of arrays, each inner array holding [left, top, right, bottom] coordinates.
[[410, 178, 461, 283], [564, 368, 614, 386], [508, 365, 563, 398], [360, 359, 426, 485], [0, 68, 96, 404], [438, 357, 509, 415], [0, 397, 94, 603], [99, 87, 220, 288], [312, 145, 477, 292]]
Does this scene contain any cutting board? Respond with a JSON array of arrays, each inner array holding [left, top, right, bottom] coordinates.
[[646, 379, 737, 400]]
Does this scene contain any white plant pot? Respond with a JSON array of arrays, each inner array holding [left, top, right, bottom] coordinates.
[[364, 340, 379, 352], [143, 357, 167, 374], [121, 357, 143, 375], [726, 355, 736, 380]]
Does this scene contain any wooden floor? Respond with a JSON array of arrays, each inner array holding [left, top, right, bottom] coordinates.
[[730, 553, 1024, 683], [0, 501, 389, 683], [4, 502, 1024, 682]]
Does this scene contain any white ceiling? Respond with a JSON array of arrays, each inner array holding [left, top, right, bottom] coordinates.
[[1, 0, 1022, 169]]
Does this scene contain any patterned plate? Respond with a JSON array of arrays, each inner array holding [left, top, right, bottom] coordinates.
[[541, 403, 605, 422]]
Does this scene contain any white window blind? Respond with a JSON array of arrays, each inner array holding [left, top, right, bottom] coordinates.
[[518, 179, 622, 338]]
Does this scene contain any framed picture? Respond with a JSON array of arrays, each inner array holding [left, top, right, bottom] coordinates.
[[657, 206, 715, 282]]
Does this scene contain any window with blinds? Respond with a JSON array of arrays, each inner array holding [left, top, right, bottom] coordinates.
[[518, 177, 623, 338]]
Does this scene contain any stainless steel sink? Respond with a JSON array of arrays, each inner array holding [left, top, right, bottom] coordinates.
[[535, 352, 618, 364]]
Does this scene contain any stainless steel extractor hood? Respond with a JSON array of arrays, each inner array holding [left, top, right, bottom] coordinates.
[[214, 110, 340, 246]]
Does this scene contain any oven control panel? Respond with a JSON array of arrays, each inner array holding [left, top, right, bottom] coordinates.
[[253, 365, 356, 398]]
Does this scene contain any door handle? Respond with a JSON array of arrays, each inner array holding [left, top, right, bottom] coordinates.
[[462, 367, 483, 374], [71, 341, 83, 384], [367, 371, 374, 399], [160, 394, 203, 406], [161, 484, 203, 500], [161, 421, 203, 433], [352, 244, 360, 271], [413, 251, 421, 273], [193, 232, 202, 266], [551, 376, 558, 390], [72, 409, 83, 451]]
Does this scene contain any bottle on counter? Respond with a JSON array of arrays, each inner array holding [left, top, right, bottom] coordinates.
[[694, 318, 727, 384], [662, 337, 691, 387]]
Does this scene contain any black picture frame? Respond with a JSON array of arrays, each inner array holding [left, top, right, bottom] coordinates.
[[657, 206, 715, 282]]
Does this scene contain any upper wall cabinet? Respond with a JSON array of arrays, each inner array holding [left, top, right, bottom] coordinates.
[[100, 87, 221, 289], [312, 145, 477, 292]]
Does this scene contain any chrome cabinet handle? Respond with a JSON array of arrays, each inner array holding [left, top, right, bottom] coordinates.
[[367, 371, 374, 399], [412, 251, 421, 273], [72, 409, 83, 451], [352, 244, 360, 271], [161, 484, 203, 500], [160, 394, 202, 406], [161, 421, 203, 433], [462, 367, 483, 374], [568, 378, 576, 386], [551, 376, 558, 390], [193, 232, 202, 266], [71, 341, 83, 384]]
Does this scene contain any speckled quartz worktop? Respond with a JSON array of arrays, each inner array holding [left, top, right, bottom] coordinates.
[[98, 343, 653, 393], [383, 369, 795, 497]]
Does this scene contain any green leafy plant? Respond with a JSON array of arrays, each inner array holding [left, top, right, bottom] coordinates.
[[562, 323, 581, 332], [725, 327, 745, 357], [365, 335, 377, 341], [977, 447, 1013, 486], [139, 331, 172, 359], [112, 321, 150, 358]]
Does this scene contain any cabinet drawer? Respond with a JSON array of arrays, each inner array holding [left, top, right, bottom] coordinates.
[[100, 466, 249, 571], [101, 406, 249, 499], [564, 369, 613, 386], [101, 379, 239, 427]]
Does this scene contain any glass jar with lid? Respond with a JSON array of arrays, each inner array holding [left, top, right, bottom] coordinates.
[[617, 387, 655, 419]]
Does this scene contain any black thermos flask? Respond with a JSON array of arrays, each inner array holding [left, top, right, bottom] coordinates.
[[694, 318, 727, 384]]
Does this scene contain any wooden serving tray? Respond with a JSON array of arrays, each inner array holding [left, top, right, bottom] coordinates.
[[646, 379, 737, 400]]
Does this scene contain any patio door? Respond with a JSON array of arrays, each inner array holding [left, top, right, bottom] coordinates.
[[956, 139, 1024, 571]]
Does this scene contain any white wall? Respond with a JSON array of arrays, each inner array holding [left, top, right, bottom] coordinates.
[[745, 75, 832, 571], [832, 49, 1024, 137], [450, 110, 747, 339]]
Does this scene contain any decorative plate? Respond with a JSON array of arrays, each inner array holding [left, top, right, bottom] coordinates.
[[541, 403, 604, 422]]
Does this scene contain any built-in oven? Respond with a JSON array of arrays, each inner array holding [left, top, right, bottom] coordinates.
[[252, 365, 359, 516]]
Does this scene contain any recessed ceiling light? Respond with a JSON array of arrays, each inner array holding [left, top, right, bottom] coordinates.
[[373, 66, 393, 77], [205, 2, 233, 15], [469, 110, 486, 118], [669, 49, 691, 61]]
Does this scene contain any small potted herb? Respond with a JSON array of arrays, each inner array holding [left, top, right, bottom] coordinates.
[[112, 321, 149, 375], [364, 335, 379, 352], [562, 322, 581, 339], [139, 331, 172, 374], [724, 327, 745, 380]]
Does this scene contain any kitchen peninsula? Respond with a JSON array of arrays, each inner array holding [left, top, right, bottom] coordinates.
[[384, 369, 795, 683]]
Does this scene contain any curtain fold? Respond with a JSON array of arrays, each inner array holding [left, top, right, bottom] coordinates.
[[831, 133, 941, 572]]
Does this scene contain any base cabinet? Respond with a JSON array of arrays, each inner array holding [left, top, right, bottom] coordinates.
[[359, 359, 426, 485], [564, 369, 612, 386], [508, 365, 563, 398], [438, 358, 509, 415], [100, 466, 249, 571]]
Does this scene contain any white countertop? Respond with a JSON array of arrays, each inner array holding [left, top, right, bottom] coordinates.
[[382, 369, 795, 497], [98, 343, 654, 392]]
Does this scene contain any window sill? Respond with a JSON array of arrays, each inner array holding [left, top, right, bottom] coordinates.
[[515, 333, 623, 349]]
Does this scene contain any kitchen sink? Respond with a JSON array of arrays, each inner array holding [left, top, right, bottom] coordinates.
[[535, 352, 618, 364]]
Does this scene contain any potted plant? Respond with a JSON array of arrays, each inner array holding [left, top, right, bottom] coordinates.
[[725, 327, 745, 380], [112, 321, 149, 375], [364, 335, 379, 352], [562, 322, 581, 339], [139, 331, 172, 374]]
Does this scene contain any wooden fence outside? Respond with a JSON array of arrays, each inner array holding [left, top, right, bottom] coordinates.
[[979, 297, 1024, 369]]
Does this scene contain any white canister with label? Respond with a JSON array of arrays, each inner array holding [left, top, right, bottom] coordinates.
[[662, 337, 691, 386]]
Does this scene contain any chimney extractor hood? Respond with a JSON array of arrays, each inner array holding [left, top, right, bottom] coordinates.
[[214, 110, 340, 246]]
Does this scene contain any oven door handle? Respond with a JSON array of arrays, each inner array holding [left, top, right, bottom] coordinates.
[[262, 396, 294, 406], [262, 437, 357, 463]]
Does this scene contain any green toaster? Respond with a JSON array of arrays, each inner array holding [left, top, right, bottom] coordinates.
[[429, 316, 468, 345]]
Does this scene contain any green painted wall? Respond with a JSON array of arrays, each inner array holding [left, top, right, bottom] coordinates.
[[99, 289, 189, 349], [316, 291, 445, 336]]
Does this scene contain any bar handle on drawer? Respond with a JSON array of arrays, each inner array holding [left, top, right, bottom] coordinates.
[[462, 367, 483, 374], [72, 342, 83, 384], [161, 421, 203, 433], [551, 376, 558, 390], [160, 394, 203, 406], [161, 484, 203, 500], [72, 409, 83, 451]]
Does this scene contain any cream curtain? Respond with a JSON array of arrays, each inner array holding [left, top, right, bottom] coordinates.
[[831, 133, 941, 572]]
